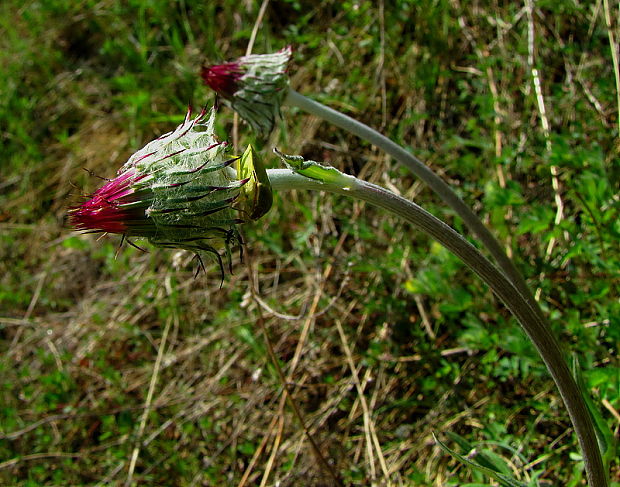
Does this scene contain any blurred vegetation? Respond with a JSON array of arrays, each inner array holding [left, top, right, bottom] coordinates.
[[0, 0, 618, 486]]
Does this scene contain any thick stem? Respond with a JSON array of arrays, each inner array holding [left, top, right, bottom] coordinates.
[[267, 168, 607, 487], [286, 89, 540, 319]]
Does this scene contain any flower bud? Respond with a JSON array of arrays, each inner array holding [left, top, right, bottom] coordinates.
[[70, 107, 272, 271], [201, 46, 292, 135]]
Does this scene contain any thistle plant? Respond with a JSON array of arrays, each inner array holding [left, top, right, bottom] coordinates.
[[71, 111, 608, 486], [70, 83, 608, 487], [70, 107, 271, 276]]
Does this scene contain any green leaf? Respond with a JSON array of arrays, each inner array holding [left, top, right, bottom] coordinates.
[[237, 144, 273, 221], [434, 432, 528, 487], [273, 148, 356, 188], [571, 355, 616, 475]]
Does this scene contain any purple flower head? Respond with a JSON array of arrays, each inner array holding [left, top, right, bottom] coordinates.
[[201, 46, 292, 135], [70, 107, 272, 275], [201, 61, 244, 99]]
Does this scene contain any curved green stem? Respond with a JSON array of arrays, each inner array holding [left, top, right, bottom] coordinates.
[[286, 89, 541, 319], [267, 167, 607, 487]]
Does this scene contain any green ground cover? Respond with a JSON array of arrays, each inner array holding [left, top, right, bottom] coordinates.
[[0, 1, 618, 485]]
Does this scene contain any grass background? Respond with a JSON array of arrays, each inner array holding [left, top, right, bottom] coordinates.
[[1, 0, 618, 485]]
